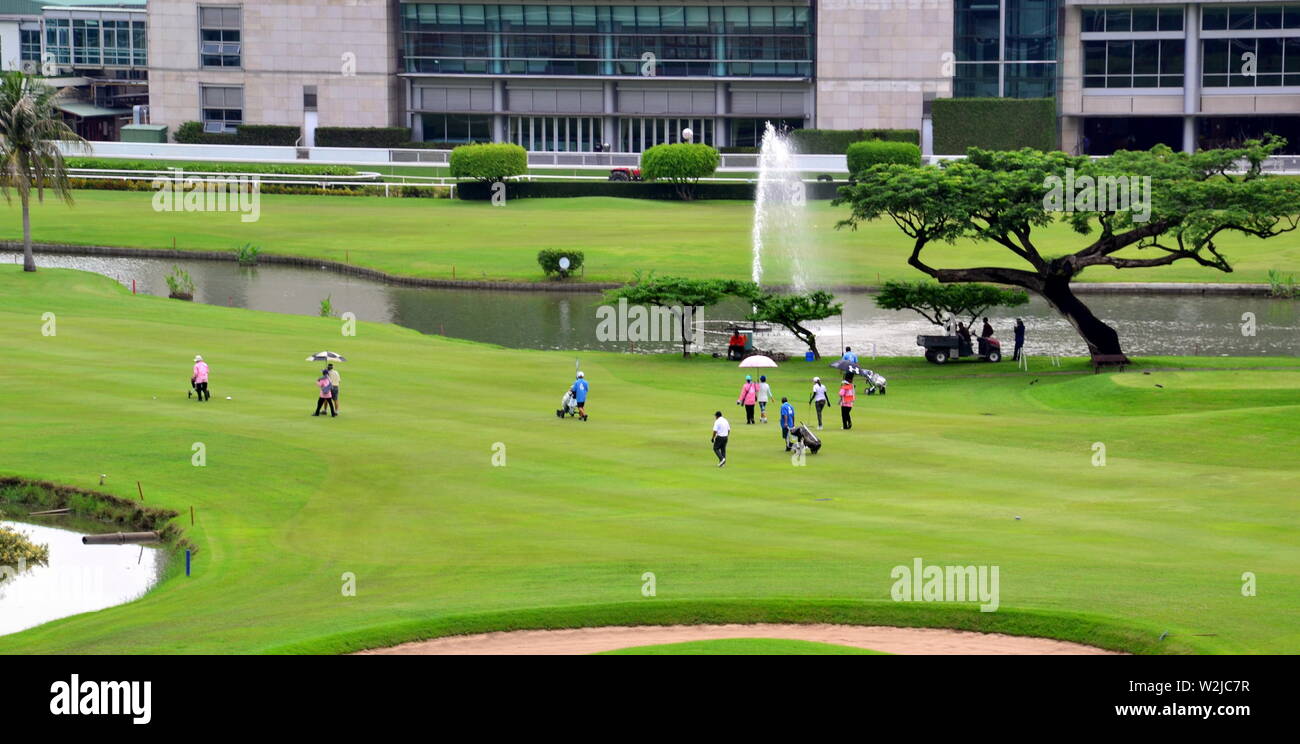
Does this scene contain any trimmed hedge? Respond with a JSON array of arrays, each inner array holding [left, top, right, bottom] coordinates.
[[456, 180, 848, 201], [846, 140, 922, 174], [66, 177, 449, 198], [316, 126, 412, 148], [537, 249, 585, 279], [640, 143, 720, 181], [173, 121, 300, 146], [932, 98, 1058, 154], [66, 158, 358, 176], [449, 143, 528, 181], [790, 128, 920, 153]]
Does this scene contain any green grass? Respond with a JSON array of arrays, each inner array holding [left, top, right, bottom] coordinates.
[[5, 191, 1297, 286], [596, 638, 888, 655], [0, 266, 1297, 654]]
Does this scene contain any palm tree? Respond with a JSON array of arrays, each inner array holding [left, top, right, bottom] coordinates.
[[0, 70, 87, 272]]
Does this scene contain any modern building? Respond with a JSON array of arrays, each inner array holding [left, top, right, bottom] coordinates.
[[53, 0, 1288, 155], [0, 0, 147, 139], [1061, 1, 1300, 154]]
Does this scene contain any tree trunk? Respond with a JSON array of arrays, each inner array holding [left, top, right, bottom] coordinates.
[[22, 194, 35, 272], [1039, 277, 1123, 356]]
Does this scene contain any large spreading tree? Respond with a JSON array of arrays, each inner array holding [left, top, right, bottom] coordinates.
[[835, 138, 1300, 355], [605, 274, 754, 357], [746, 290, 842, 359]]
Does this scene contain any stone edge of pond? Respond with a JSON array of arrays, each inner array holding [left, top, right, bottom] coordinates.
[[0, 476, 197, 557], [8, 241, 1278, 296]]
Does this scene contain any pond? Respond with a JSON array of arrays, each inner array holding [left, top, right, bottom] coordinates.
[[0, 520, 164, 637], [5, 251, 1299, 357]]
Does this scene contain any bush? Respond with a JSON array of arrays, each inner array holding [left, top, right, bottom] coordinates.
[[537, 249, 585, 279], [66, 158, 358, 176], [449, 143, 528, 182], [790, 128, 919, 153], [846, 141, 922, 174], [640, 143, 720, 199], [719, 146, 760, 154], [234, 243, 261, 265], [165, 265, 195, 299], [172, 121, 299, 146], [457, 180, 755, 201], [316, 127, 412, 148], [932, 98, 1057, 154]]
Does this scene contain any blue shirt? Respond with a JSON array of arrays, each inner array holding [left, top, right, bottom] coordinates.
[[571, 378, 589, 402], [779, 402, 795, 428], [842, 351, 858, 363]]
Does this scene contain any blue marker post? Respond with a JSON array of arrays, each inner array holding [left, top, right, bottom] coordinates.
[[186, 549, 191, 577]]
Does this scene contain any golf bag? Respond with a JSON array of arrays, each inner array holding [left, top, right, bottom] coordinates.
[[862, 370, 887, 395], [790, 423, 821, 455], [556, 389, 578, 418]]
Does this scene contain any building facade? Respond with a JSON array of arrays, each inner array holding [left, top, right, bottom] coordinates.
[[118, 0, 1298, 154]]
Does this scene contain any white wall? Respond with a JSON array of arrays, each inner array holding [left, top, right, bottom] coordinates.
[[0, 21, 22, 72]]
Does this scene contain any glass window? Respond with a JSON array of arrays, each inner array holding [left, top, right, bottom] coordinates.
[[1107, 41, 1133, 75], [1133, 40, 1159, 75], [1105, 8, 1131, 32], [1202, 7, 1228, 30], [1228, 6, 1255, 30], [1132, 8, 1158, 32], [1287, 6, 1300, 29], [954, 62, 1000, 97], [200, 5, 241, 68], [954, 0, 1000, 62], [1203, 39, 1230, 74], [1158, 7, 1183, 31], [1257, 6, 1283, 29], [1160, 39, 1183, 75], [1005, 62, 1056, 98], [1082, 8, 1104, 33]]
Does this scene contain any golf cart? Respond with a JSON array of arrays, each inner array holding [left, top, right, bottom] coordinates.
[[609, 167, 642, 181], [918, 334, 1003, 364]]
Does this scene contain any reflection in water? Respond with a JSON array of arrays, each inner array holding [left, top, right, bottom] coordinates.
[[0, 520, 163, 636], [5, 252, 1299, 357]]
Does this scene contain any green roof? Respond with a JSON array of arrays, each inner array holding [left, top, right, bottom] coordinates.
[[55, 101, 130, 118], [0, 0, 46, 15]]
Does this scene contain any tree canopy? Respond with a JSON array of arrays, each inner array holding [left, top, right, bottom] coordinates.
[[605, 274, 754, 356], [747, 290, 843, 359], [834, 138, 1300, 354], [875, 281, 1028, 327]]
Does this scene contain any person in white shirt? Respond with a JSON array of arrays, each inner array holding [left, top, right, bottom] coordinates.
[[808, 376, 829, 430], [757, 375, 774, 423], [711, 411, 731, 467]]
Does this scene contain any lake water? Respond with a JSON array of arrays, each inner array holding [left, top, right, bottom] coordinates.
[[0, 520, 164, 637], [5, 251, 1299, 357]]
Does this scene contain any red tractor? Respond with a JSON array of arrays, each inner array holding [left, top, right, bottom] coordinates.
[[609, 167, 642, 181]]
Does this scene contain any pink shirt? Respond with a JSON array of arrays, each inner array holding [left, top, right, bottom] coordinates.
[[317, 378, 332, 398], [192, 361, 209, 383], [738, 381, 759, 405]]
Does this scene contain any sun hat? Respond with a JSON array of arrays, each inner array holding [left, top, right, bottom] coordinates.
[[577, 371, 585, 378], [745, 375, 752, 381], [194, 355, 203, 362]]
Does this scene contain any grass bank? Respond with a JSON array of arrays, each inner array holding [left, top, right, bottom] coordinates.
[[4, 192, 1296, 286]]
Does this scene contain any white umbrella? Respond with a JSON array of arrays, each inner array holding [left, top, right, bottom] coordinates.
[[738, 355, 778, 368], [306, 351, 347, 362]]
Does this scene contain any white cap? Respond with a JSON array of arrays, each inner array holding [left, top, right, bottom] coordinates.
[[577, 371, 584, 378], [812, 376, 820, 382], [194, 355, 203, 362]]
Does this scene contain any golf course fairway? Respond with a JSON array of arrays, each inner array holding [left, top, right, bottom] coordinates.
[[1, 266, 1297, 654]]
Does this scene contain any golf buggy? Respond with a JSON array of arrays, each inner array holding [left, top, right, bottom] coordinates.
[[609, 167, 642, 181], [917, 334, 1003, 364]]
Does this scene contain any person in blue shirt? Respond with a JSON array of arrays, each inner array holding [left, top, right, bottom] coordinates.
[[571, 371, 589, 421], [842, 347, 858, 364], [779, 396, 796, 451]]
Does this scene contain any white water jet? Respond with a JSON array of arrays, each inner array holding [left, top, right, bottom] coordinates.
[[751, 122, 811, 291]]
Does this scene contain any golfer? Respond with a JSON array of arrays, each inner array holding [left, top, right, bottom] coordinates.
[[809, 376, 828, 430], [326, 363, 341, 413], [842, 346, 858, 364], [712, 411, 730, 467], [191, 355, 210, 402], [570, 371, 589, 421], [737, 375, 759, 425], [757, 375, 773, 424], [314, 369, 337, 417], [981, 317, 995, 339], [838, 379, 856, 430], [1014, 319, 1026, 361], [779, 397, 796, 451]]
